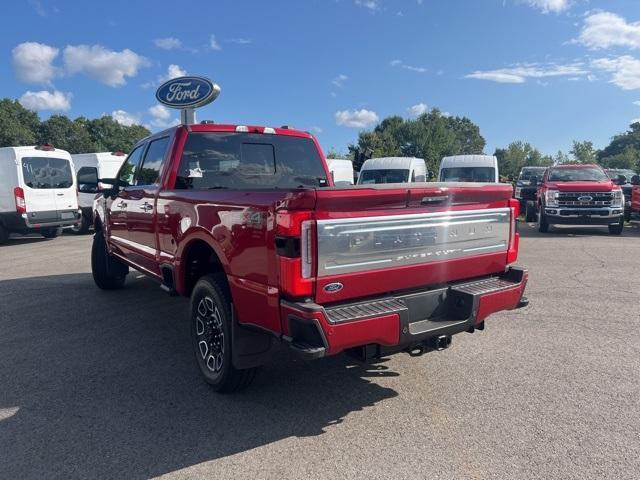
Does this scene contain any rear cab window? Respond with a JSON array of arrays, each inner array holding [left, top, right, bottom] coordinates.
[[21, 157, 74, 189], [175, 132, 327, 190]]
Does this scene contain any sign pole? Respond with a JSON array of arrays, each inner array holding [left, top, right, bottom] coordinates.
[[181, 108, 196, 125]]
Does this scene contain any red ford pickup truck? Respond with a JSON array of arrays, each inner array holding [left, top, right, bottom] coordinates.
[[631, 174, 640, 219], [80, 123, 528, 392], [532, 164, 625, 235]]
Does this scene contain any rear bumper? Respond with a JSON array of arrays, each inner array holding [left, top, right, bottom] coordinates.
[[22, 209, 81, 228], [544, 207, 623, 225], [281, 266, 528, 358]]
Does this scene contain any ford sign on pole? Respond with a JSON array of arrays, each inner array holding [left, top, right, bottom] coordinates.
[[155, 76, 221, 124]]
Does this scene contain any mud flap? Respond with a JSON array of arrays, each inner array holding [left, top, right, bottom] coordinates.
[[231, 306, 275, 369]]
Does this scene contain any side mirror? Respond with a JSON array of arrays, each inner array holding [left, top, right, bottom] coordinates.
[[615, 174, 627, 185], [77, 167, 99, 193], [631, 175, 640, 186]]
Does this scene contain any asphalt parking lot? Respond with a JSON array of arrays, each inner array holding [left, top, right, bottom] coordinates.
[[1, 222, 639, 480]]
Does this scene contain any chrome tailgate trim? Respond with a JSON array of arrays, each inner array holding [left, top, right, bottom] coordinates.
[[316, 208, 510, 277]]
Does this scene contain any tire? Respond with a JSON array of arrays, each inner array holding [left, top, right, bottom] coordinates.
[[537, 207, 549, 233], [71, 212, 91, 235], [525, 202, 537, 223], [190, 274, 257, 393], [624, 208, 631, 223], [0, 224, 9, 245], [609, 218, 624, 235], [91, 230, 128, 290], [41, 227, 61, 239]]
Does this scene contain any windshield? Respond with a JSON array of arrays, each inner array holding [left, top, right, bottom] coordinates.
[[605, 169, 636, 180], [548, 167, 608, 182], [21, 157, 73, 189], [440, 167, 495, 183], [519, 168, 546, 180], [359, 169, 410, 184]]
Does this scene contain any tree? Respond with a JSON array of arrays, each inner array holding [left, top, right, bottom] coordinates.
[[599, 145, 638, 170], [86, 116, 150, 152], [37, 115, 98, 153], [570, 140, 596, 164], [0, 99, 40, 146], [350, 109, 486, 173], [554, 150, 571, 165], [493, 141, 552, 179], [598, 122, 640, 171]]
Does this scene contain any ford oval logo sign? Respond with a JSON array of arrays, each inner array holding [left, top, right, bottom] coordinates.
[[578, 195, 593, 202], [155, 76, 221, 109], [324, 282, 344, 294]]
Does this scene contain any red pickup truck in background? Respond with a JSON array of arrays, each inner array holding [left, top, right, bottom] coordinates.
[[532, 164, 626, 235], [631, 175, 640, 219], [80, 123, 528, 392]]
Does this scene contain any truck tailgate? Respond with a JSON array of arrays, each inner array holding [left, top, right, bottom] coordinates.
[[312, 183, 516, 304]]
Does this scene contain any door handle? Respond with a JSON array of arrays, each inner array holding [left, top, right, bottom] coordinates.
[[56, 193, 65, 196], [116, 201, 127, 209], [139, 202, 153, 212]]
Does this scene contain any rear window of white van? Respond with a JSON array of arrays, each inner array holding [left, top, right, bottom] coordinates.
[[22, 157, 73, 189]]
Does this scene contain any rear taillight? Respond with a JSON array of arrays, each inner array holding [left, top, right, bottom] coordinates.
[[14, 187, 26, 214], [276, 210, 315, 297], [507, 198, 519, 264]]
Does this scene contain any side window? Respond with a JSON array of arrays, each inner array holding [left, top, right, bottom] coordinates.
[[137, 137, 170, 185], [118, 145, 145, 186]]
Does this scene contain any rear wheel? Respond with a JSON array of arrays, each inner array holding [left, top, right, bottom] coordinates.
[[0, 224, 9, 245], [537, 207, 549, 233], [71, 212, 91, 235], [190, 274, 257, 393], [609, 218, 624, 235], [41, 227, 61, 239], [525, 201, 537, 223], [91, 230, 128, 289]]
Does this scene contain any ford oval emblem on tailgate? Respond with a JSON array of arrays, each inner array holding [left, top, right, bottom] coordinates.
[[324, 282, 344, 293]]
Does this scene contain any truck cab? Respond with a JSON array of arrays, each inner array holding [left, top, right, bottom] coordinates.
[[0, 145, 81, 244], [84, 123, 528, 392], [535, 164, 625, 235]]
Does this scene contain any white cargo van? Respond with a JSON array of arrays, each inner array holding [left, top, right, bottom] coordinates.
[[439, 155, 499, 183], [327, 158, 355, 185], [357, 157, 427, 185], [0, 145, 80, 244], [71, 152, 127, 233]]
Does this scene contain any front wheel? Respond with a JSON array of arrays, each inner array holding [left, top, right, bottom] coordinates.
[[609, 218, 624, 235], [190, 274, 256, 393], [71, 212, 91, 235], [41, 227, 61, 239], [537, 207, 549, 233], [91, 230, 128, 289], [525, 201, 537, 223]]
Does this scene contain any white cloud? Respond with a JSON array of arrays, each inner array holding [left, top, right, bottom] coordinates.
[[523, 0, 571, 14], [12, 42, 60, 84], [310, 126, 323, 134], [154, 37, 182, 50], [332, 74, 349, 88], [226, 38, 251, 44], [19, 90, 71, 111], [335, 109, 379, 128], [63, 45, 148, 87], [407, 103, 428, 116], [466, 63, 588, 84], [142, 64, 187, 89], [111, 109, 141, 126], [209, 35, 222, 51], [148, 104, 178, 129], [28, 0, 47, 16], [390, 59, 426, 73], [633, 101, 640, 106], [577, 11, 640, 50], [591, 56, 640, 90], [355, 0, 381, 11]]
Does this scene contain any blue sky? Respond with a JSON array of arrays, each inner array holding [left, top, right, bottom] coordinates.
[[2, 0, 640, 156]]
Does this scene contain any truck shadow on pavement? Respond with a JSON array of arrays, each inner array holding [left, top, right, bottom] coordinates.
[[0, 273, 398, 479], [518, 219, 640, 238]]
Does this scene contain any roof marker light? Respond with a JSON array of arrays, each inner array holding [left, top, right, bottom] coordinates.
[[263, 127, 277, 134], [236, 125, 249, 132]]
